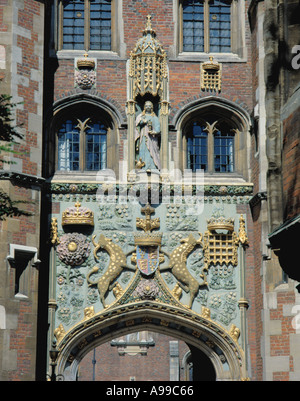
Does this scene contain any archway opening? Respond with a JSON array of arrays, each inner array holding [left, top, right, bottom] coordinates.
[[76, 330, 216, 381], [55, 302, 245, 381]]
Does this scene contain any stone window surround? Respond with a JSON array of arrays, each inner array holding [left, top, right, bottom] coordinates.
[[171, 0, 247, 62], [54, 0, 125, 58], [49, 97, 121, 179], [172, 96, 252, 182]]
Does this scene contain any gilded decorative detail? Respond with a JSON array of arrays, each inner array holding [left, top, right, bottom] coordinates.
[[203, 230, 239, 268], [87, 234, 128, 308], [112, 282, 124, 300], [129, 15, 168, 98], [200, 56, 222, 92], [77, 52, 95, 69], [201, 306, 211, 319], [83, 306, 95, 320], [203, 208, 239, 271], [54, 323, 66, 344], [50, 197, 250, 375], [166, 233, 204, 309], [136, 203, 160, 233], [62, 201, 94, 227], [229, 324, 241, 342], [50, 217, 59, 245], [171, 283, 182, 301], [238, 215, 249, 246]]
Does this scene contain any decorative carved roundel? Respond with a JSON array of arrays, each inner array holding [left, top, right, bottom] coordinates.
[[57, 233, 91, 266]]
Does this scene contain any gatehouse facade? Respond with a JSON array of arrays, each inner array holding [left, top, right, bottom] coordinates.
[[0, 0, 300, 381]]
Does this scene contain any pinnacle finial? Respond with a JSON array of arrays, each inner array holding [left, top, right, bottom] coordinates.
[[143, 14, 155, 35]]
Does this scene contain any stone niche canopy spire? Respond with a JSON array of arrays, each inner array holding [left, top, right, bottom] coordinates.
[[129, 15, 167, 98]]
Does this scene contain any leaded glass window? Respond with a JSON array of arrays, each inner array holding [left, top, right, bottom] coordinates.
[[58, 120, 80, 170], [214, 130, 234, 172], [182, 0, 205, 52], [60, 0, 112, 51], [187, 122, 208, 171], [181, 0, 232, 53], [86, 122, 107, 170], [184, 117, 235, 173], [209, 0, 231, 53], [57, 117, 107, 171]]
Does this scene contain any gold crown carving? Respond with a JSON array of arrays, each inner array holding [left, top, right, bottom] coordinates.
[[207, 216, 234, 233], [134, 203, 162, 246], [62, 201, 94, 227], [134, 231, 162, 246], [202, 56, 220, 71], [77, 52, 95, 69]]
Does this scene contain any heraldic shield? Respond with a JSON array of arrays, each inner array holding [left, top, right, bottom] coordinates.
[[136, 245, 160, 276]]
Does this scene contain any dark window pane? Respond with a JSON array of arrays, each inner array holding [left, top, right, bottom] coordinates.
[[187, 122, 208, 171], [214, 129, 234, 172], [62, 0, 112, 50], [57, 119, 81, 171], [209, 0, 232, 53], [62, 0, 85, 50], [90, 0, 112, 50], [85, 121, 107, 170], [182, 0, 204, 52]]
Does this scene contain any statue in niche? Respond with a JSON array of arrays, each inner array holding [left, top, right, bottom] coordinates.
[[135, 100, 161, 171]]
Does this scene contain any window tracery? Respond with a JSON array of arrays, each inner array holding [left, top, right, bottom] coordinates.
[[57, 116, 107, 172], [185, 116, 236, 173]]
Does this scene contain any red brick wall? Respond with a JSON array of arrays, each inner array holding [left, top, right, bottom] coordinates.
[[53, 1, 253, 133], [78, 333, 189, 381], [245, 3, 264, 381], [269, 291, 296, 381]]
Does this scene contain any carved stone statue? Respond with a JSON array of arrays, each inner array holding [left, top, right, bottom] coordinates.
[[135, 101, 161, 171]]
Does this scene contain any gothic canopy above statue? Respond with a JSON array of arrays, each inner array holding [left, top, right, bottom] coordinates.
[[129, 15, 168, 98]]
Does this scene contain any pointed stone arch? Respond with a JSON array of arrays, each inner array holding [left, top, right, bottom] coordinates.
[[55, 301, 247, 381], [172, 96, 252, 180], [44, 93, 124, 178]]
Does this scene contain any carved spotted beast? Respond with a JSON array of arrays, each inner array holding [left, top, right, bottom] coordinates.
[[168, 233, 203, 309], [87, 234, 127, 308]]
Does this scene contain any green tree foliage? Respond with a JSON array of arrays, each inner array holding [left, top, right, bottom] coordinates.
[[0, 92, 33, 221]]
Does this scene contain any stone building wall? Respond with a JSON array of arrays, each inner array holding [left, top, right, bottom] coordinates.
[[0, 0, 44, 381]]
